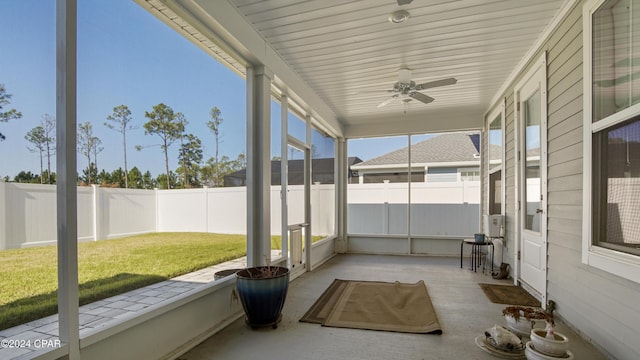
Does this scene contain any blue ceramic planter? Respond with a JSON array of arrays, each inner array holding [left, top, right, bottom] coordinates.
[[236, 266, 290, 328]]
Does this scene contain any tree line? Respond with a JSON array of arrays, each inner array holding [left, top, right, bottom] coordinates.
[[1, 83, 246, 189]]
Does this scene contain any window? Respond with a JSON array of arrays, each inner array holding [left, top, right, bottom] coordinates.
[[0, 0, 58, 337], [592, 0, 640, 121], [584, 0, 640, 283], [348, 134, 480, 238], [592, 118, 640, 255], [311, 127, 336, 240], [347, 136, 409, 235], [460, 168, 480, 181], [363, 171, 424, 183], [486, 102, 505, 215]]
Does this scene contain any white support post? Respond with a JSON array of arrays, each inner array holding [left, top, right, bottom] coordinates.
[[313, 182, 320, 237], [281, 94, 289, 267], [336, 139, 348, 253], [246, 65, 272, 267], [305, 115, 312, 270], [407, 136, 412, 255], [383, 180, 390, 235], [56, 0, 79, 357]]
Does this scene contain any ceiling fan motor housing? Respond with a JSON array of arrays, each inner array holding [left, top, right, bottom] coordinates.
[[393, 81, 416, 93]]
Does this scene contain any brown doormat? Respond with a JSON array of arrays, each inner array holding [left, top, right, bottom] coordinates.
[[300, 279, 349, 324], [479, 283, 541, 307], [300, 279, 442, 334]]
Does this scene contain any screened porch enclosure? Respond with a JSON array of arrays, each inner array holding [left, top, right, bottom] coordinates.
[[7, 0, 639, 359], [347, 134, 482, 244]]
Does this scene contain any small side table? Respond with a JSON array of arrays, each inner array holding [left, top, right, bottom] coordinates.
[[460, 238, 494, 274]]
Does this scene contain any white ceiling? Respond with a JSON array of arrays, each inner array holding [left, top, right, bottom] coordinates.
[[140, 0, 568, 137]]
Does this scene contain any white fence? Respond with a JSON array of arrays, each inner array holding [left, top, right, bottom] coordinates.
[[0, 182, 335, 250], [347, 181, 480, 237], [156, 185, 333, 235], [0, 181, 479, 250], [0, 183, 159, 249]]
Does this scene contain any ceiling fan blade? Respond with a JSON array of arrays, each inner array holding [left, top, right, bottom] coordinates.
[[397, 0, 413, 5], [415, 77, 457, 90], [359, 89, 395, 93], [377, 94, 400, 108], [409, 92, 434, 104]]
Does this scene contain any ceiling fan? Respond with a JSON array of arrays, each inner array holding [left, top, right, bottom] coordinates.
[[377, 68, 457, 108]]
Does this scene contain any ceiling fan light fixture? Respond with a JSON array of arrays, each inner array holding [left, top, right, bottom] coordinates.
[[388, 10, 410, 24], [398, 68, 412, 84]]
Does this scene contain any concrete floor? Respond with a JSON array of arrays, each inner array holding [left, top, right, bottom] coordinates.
[[178, 254, 608, 360]]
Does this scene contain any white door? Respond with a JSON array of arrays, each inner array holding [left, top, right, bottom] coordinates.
[[284, 143, 310, 280], [516, 55, 547, 304]]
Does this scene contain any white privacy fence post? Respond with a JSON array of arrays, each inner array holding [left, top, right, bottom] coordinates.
[[204, 186, 209, 233], [92, 184, 101, 241], [154, 187, 159, 232]]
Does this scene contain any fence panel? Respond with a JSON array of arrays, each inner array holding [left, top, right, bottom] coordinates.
[[100, 187, 157, 238], [0, 181, 479, 249], [207, 187, 246, 234], [4, 183, 58, 248], [77, 186, 94, 242], [157, 189, 207, 232]]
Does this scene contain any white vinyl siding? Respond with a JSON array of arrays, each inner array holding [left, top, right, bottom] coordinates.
[[427, 167, 479, 182], [487, 1, 640, 359], [426, 167, 457, 182]]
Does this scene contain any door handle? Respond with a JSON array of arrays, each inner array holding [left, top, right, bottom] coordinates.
[[536, 208, 543, 214]]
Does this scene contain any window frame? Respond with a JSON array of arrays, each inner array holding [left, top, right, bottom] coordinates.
[[485, 99, 506, 216], [582, 0, 640, 283]]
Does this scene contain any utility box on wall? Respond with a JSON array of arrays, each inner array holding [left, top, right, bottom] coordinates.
[[483, 214, 503, 237]]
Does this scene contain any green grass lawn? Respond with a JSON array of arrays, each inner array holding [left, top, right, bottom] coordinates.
[[0, 232, 325, 331]]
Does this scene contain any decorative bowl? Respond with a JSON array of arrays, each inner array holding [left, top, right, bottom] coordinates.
[[525, 341, 573, 360], [504, 314, 546, 336], [529, 329, 569, 357]]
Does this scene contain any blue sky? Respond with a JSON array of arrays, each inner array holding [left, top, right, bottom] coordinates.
[[0, 0, 248, 178], [0, 0, 408, 180]]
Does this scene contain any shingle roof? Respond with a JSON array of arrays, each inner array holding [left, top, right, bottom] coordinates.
[[353, 133, 482, 167]]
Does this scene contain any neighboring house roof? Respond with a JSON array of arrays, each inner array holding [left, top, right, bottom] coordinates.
[[352, 133, 484, 169]]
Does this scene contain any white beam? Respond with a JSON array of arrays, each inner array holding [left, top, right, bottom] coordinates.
[[305, 115, 312, 271], [281, 94, 289, 267], [246, 65, 272, 267], [335, 139, 348, 253], [56, 0, 79, 358], [344, 106, 484, 138]]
